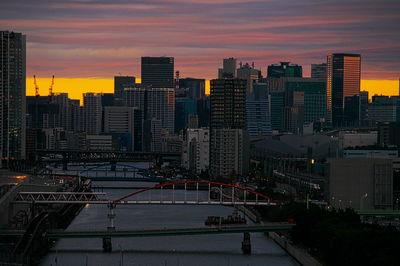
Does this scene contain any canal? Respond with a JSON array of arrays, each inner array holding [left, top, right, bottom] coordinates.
[[40, 164, 299, 266]]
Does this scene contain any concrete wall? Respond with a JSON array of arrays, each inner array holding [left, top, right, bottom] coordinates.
[[269, 232, 322, 266], [328, 158, 393, 210]]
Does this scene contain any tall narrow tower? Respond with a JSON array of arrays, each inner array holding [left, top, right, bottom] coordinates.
[[327, 53, 361, 127], [0, 31, 26, 165]]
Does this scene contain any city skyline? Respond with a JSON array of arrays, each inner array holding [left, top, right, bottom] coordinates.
[[1, 0, 399, 100]]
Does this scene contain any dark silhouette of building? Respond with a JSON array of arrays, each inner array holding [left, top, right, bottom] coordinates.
[[179, 78, 206, 100], [378, 122, 400, 147], [327, 53, 361, 127], [141, 57, 174, 88], [114, 76, 135, 99], [267, 62, 302, 78], [0, 31, 26, 163]]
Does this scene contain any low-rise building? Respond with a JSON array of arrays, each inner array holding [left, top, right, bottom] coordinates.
[[327, 158, 393, 210]]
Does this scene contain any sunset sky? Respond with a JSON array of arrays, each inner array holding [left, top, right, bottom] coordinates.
[[1, 0, 399, 101]]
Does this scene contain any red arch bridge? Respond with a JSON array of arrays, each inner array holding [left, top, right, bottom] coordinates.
[[13, 180, 275, 206]]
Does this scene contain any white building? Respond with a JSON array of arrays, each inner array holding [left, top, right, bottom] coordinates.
[[182, 128, 209, 174], [83, 93, 102, 135], [210, 129, 249, 178]]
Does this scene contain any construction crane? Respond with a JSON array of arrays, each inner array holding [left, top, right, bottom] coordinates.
[[49, 75, 55, 103], [33, 75, 40, 97]]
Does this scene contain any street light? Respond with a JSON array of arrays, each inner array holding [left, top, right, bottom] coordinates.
[[360, 193, 368, 211]]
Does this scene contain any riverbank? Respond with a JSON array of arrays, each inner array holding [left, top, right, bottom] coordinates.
[[269, 232, 322, 266]]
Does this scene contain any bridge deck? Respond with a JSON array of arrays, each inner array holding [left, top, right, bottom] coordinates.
[[47, 224, 294, 238]]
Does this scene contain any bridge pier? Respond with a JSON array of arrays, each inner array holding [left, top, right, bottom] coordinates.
[[242, 232, 251, 254], [107, 202, 116, 232], [110, 161, 116, 171]]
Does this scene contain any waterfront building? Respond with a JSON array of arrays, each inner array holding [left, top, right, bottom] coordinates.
[[0, 31, 26, 163], [141, 57, 174, 88], [210, 78, 249, 178], [267, 62, 302, 78], [326, 53, 361, 126]]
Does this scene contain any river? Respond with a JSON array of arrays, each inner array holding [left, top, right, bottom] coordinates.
[[40, 163, 298, 266]]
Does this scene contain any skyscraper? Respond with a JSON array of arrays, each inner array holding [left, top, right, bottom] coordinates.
[[267, 62, 302, 78], [237, 62, 260, 95], [327, 53, 361, 126], [114, 76, 135, 99], [141, 57, 174, 88], [0, 31, 26, 163], [123, 86, 175, 151], [83, 93, 102, 135], [218, 57, 237, 78], [210, 78, 248, 179]]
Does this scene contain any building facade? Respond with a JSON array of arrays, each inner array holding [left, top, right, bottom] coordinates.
[[83, 93, 102, 135], [210, 78, 249, 178], [327, 53, 361, 127], [0, 31, 26, 163], [141, 57, 174, 88]]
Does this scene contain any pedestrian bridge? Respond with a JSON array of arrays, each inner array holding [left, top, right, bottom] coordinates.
[[47, 223, 294, 239]]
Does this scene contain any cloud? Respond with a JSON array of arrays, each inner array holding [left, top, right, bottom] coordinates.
[[1, 0, 399, 79]]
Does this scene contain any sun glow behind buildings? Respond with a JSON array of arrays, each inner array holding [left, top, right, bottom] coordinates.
[[26, 78, 397, 104]]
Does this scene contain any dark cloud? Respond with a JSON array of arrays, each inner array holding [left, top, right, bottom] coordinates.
[[0, 0, 399, 78]]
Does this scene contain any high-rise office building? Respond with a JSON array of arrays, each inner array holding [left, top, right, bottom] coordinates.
[[141, 57, 174, 88], [103, 106, 140, 151], [327, 53, 361, 126], [311, 63, 327, 80], [237, 62, 260, 95], [210, 78, 248, 179], [83, 93, 102, 135], [246, 100, 271, 136], [114, 76, 135, 99], [175, 98, 197, 133], [218, 57, 237, 78], [179, 78, 206, 100], [0, 31, 26, 163], [359, 91, 369, 123], [267, 62, 302, 78], [123, 86, 175, 151]]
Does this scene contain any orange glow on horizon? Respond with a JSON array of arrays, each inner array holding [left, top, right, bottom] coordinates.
[[26, 78, 398, 103]]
